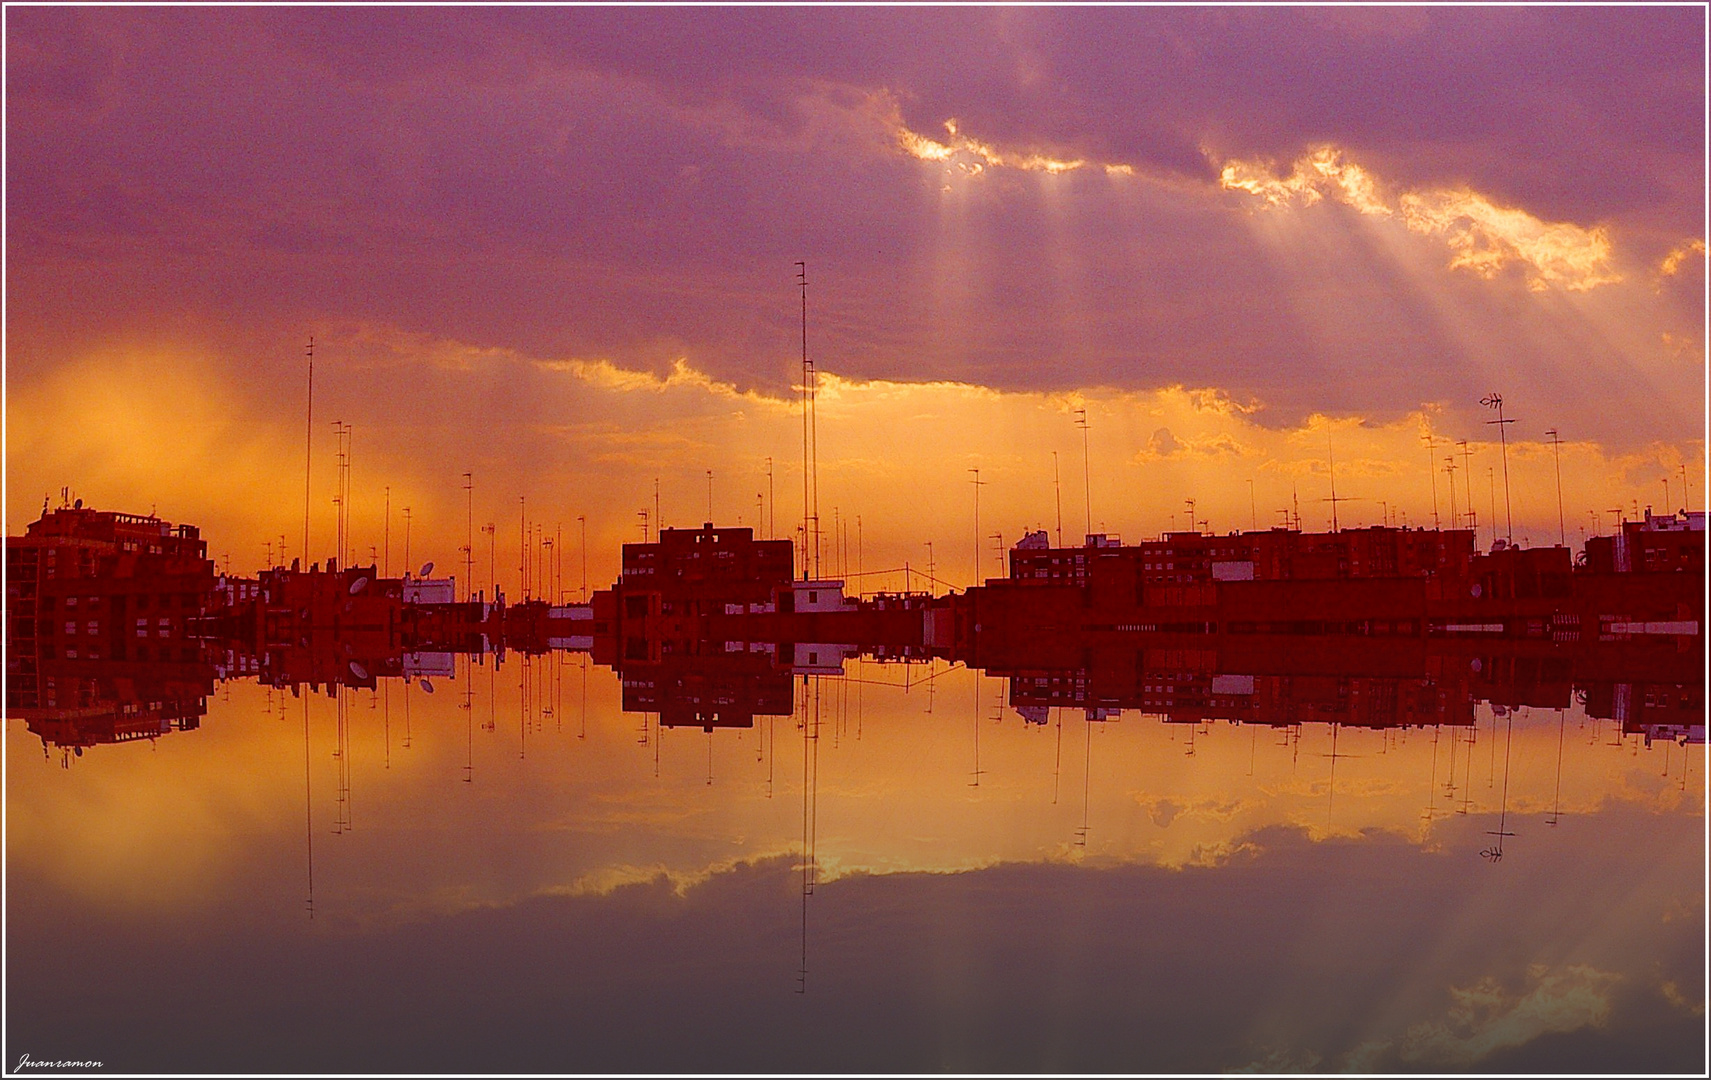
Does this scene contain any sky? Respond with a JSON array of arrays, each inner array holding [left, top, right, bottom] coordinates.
[[6, 5, 1707, 583]]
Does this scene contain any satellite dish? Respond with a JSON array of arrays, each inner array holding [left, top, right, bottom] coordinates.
[[73, 498, 83, 509], [420, 561, 434, 577], [419, 679, 434, 694], [348, 661, 369, 680], [348, 576, 369, 595]]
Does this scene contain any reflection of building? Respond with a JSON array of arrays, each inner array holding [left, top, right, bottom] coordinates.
[[8, 656, 214, 764], [620, 650, 795, 731]]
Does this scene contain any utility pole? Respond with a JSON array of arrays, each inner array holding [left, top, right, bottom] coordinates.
[[1481, 393, 1516, 543]]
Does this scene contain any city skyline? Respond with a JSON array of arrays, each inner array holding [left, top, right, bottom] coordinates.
[[6, 6, 1704, 583]]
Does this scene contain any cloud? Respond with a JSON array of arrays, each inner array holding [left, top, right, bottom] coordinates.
[[1221, 145, 1625, 291]]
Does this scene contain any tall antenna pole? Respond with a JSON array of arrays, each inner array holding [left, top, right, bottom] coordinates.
[[654, 478, 661, 536], [1481, 393, 1516, 543], [766, 457, 774, 540], [383, 486, 390, 577], [402, 507, 412, 577], [1052, 451, 1063, 547], [1545, 429, 1565, 546], [520, 495, 528, 597], [1328, 436, 1339, 532], [1445, 456, 1459, 537], [302, 337, 314, 568], [968, 467, 985, 587], [578, 515, 588, 601], [1074, 407, 1091, 541], [707, 469, 714, 524], [1681, 463, 1690, 512], [1457, 438, 1475, 541], [462, 472, 474, 602], [796, 261, 815, 579], [1248, 479, 1257, 532], [1423, 426, 1441, 529]]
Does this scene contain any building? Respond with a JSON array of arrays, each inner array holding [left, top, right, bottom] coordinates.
[[1583, 509, 1706, 574], [6, 504, 217, 686]]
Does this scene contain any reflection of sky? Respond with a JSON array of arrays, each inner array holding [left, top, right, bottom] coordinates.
[[7, 662, 1704, 1070]]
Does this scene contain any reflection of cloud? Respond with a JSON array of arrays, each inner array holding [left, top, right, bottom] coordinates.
[[1398, 965, 1620, 1065], [1229, 1046, 1322, 1073], [1220, 144, 1627, 292]]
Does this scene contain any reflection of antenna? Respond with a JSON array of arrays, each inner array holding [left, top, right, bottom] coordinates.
[[302, 693, 314, 919], [1482, 707, 1518, 862], [1547, 708, 1566, 826], [1075, 712, 1093, 847]]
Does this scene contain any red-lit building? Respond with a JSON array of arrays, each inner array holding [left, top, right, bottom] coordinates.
[[1007, 526, 1476, 587], [1582, 510, 1706, 574], [6, 505, 217, 700], [618, 524, 794, 616]]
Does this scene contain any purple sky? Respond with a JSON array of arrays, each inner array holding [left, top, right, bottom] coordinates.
[[6, 6, 1706, 551]]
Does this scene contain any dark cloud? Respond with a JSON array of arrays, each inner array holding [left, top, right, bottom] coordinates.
[[5, 6, 1703, 449]]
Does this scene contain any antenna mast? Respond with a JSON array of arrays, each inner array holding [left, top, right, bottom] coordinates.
[[1074, 407, 1091, 541], [797, 261, 819, 580], [302, 336, 314, 567], [1052, 451, 1063, 547], [1481, 393, 1516, 543], [1545, 429, 1565, 546]]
